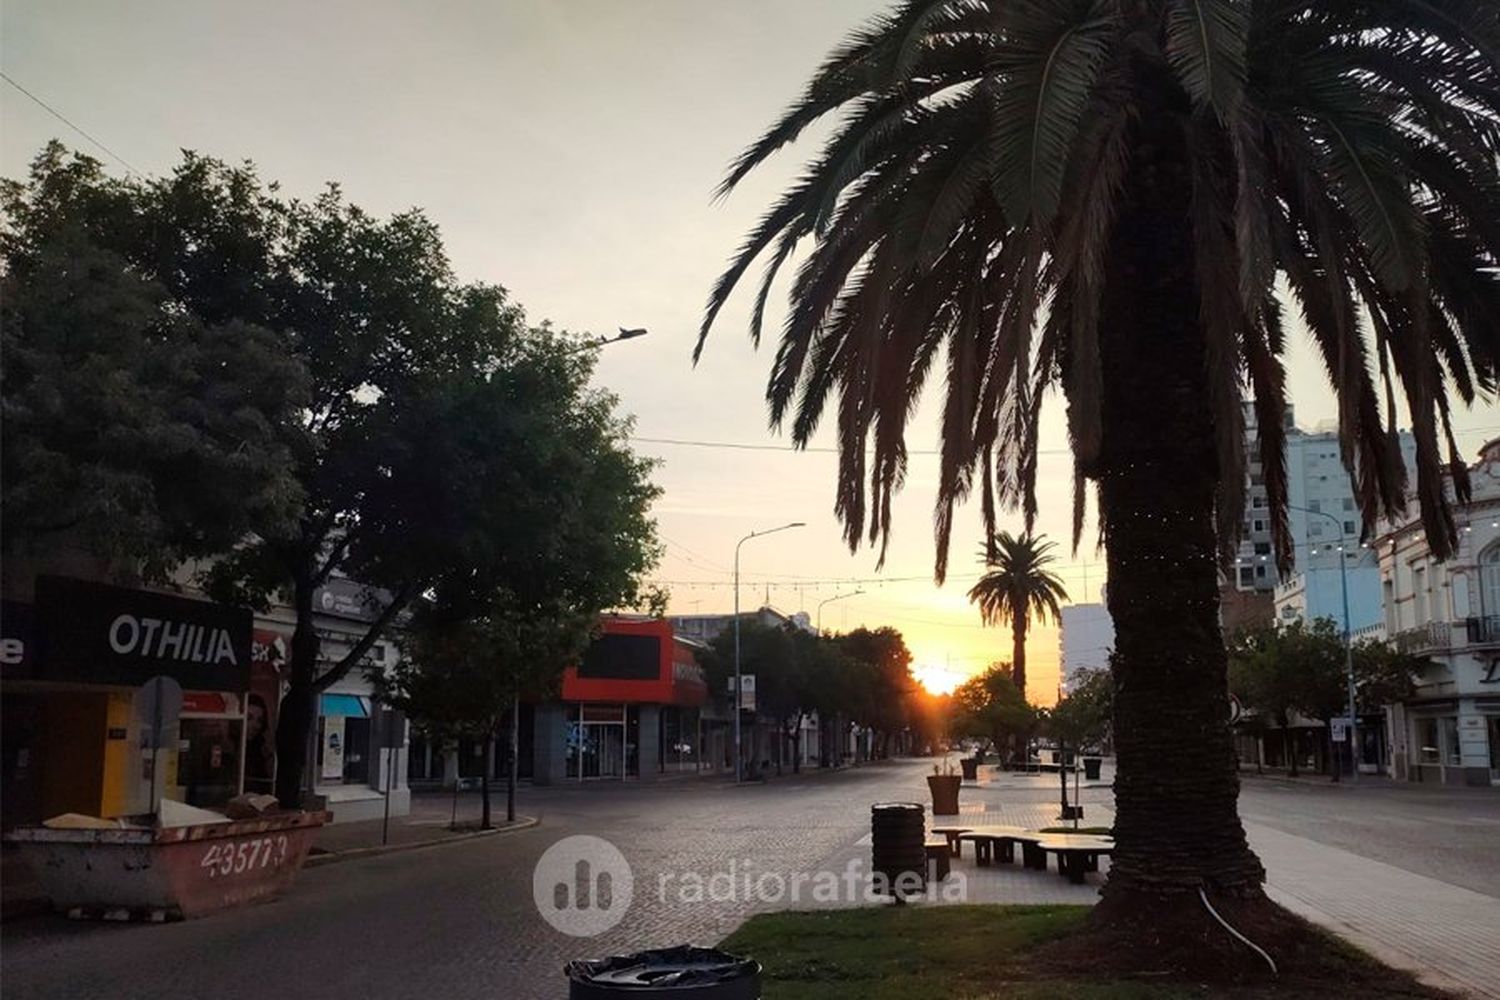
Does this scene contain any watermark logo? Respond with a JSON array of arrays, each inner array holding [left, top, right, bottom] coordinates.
[[533, 835, 634, 937]]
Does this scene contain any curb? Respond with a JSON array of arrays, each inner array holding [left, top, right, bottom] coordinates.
[[304, 815, 540, 868]]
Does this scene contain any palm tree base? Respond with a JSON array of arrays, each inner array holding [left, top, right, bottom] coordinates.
[[1034, 890, 1396, 989]]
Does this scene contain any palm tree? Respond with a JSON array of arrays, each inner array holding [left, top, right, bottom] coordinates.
[[697, 0, 1497, 933], [967, 531, 1068, 697]]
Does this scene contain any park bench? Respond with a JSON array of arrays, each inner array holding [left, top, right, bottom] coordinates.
[[930, 824, 972, 858], [924, 837, 951, 881], [1035, 833, 1114, 884], [955, 825, 1027, 867]]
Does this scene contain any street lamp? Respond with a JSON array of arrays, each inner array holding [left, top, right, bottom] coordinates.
[[816, 590, 864, 634], [734, 521, 805, 783], [1287, 504, 1362, 783], [562, 327, 649, 355]]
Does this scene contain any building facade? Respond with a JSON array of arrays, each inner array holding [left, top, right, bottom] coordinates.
[[1376, 439, 1500, 787], [1059, 602, 1113, 695]]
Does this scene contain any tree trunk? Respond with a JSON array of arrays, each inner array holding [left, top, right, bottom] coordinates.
[[1059, 739, 1070, 816], [506, 695, 518, 824], [480, 732, 494, 830], [274, 575, 320, 808], [1093, 61, 1264, 908], [1012, 611, 1028, 697]]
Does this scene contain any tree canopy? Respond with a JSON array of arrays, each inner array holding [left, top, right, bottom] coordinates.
[[1, 143, 308, 579]]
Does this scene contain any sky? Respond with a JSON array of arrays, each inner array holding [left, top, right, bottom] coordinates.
[[4, 1, 1496, 702]]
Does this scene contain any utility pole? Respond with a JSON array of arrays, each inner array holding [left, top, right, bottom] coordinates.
[[734, 522, 804, 783]]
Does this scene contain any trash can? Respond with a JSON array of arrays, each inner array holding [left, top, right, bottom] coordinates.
[[1083, 757, 1103, 781], [959, 758, 979, 781], [565, 946, 761, 999], [870, 802, 926, 898]]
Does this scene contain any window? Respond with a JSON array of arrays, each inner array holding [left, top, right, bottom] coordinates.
[[1482, 545, 1500, 617], [1254, 542, 1271, 555], [1252, 519, 1265, 532], [1343, 498, 1354, 511], [1238, 567, 1254, 586], [1310, 522, 1323, 537], [1414, 567, 1428, 624], [1344, 521, 1356, 535], [1309, 500, 1321, 512], [1256, 566, 1266, 578]]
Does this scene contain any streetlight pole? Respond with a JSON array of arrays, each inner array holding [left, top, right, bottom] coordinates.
[[734, 521, 804, 783], [816, 589, 865, 634], [1287, 504, 1360, 784], [561, 327, 649, 355]]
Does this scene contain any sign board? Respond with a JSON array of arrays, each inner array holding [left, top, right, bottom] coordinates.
[[135, 675, 184, 751], [1330, 717, 1351, 743], [378, 707, 407, 749], [313, 578, 392, 623], [321, 717, 346, 779], [36, 576, 251, 691], [739, 674, 757, 713], [1228, 694, 1243, 726]]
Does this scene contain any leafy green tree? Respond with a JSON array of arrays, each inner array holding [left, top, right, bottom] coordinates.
[[1048, 667, 1113, 814], [967, 531, 1068, 697], [5, 143, 659, 806], [836, 626, 916, 759], [1228, 619, 1343, 776], [380, 595, 593, 829], [951, 664, 1039, 764], [698, 1, 1497, 920], [1351, 639, 1424, 713], [1, 144, 307, 579]]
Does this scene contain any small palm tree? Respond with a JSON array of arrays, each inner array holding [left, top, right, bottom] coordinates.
[[967, 532, 1068, 697]]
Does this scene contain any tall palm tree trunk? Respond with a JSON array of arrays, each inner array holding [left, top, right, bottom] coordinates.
[[1094, 64, 1264, 908], [1011, 611, 1027, 697]]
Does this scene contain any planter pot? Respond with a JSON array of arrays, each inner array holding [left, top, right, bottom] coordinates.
[[1083, 757, 1103, 781], [927, 774, 962, 816], [959, 758, 979, 781], [4, 810, 329, 920]]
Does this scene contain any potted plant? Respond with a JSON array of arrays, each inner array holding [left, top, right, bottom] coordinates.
[[927, 759, 962, 815]]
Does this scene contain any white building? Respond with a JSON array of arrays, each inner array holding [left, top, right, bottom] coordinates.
[[1376, 438, 1500, 787], [1059, 602, 1114, 694], [1236, 404, 1417, 617], [667, 605, 815, 642]]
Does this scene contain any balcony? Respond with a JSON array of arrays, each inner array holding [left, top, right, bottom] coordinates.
[[1466, 615, 1500, 645], [1392, 621, 1452, 654]]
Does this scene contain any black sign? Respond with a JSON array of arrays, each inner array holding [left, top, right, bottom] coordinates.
[[1, 600, 36, 680], [35, 576, 251, 692], [579, 634, 661, 681]]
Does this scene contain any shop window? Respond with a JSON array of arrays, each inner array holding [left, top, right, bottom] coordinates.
[[1441, 717, 1461, 766], [1417, 717, 1441, 764]]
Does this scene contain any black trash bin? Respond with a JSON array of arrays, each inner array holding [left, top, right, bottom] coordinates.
[[1083, 757, 1102, 781], [565, 946, 761, 999], [870, 801, 926, 898]]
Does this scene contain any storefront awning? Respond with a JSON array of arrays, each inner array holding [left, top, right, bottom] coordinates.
[[320, 694, 369, 718]]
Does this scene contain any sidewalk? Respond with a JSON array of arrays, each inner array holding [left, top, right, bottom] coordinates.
[[1250, 822, 1500, 1000], [904, 783, 1499, 1000]]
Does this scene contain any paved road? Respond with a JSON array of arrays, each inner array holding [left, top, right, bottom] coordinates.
[[1238, 775, 1500, 898], [3, 760, 1495, 1000]]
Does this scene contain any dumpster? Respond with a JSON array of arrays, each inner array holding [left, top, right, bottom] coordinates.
[[565, 946, 761, 998], [5, 809, 329, 921]]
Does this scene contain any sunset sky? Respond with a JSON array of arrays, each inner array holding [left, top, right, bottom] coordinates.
[[5, 1, 1495, 702]]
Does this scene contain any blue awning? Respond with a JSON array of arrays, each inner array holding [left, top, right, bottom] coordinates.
[[320, 694, 369, 718]]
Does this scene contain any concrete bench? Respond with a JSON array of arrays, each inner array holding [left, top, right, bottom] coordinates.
[[1036, 834, 1113, 884], [924, 837, 951, 881]]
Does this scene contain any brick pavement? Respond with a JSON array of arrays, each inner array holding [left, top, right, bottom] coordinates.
[[3, 758, 1497, 1000]]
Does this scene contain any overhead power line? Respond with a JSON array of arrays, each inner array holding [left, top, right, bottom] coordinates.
[[1, 72, 144, 176]]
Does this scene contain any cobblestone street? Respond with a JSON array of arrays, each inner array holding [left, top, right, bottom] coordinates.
[[4, 759, 1497, 999]]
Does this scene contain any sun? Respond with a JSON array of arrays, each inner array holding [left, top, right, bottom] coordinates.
[[912, 663, 965, 696]]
